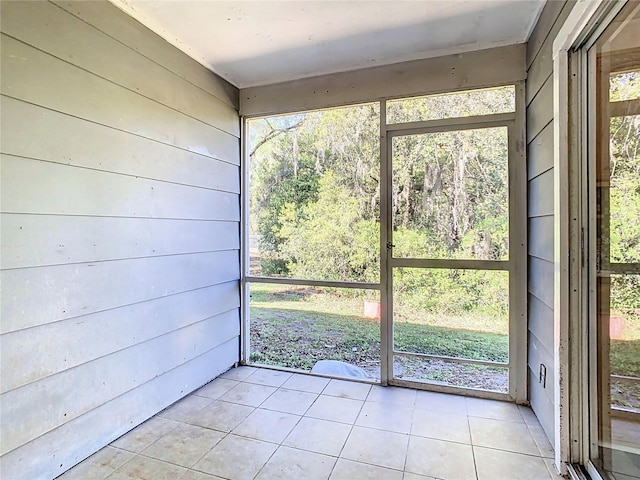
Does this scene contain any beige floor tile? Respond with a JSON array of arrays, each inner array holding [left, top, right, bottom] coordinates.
[[610, 474, 640, 480], [107, 455, 186, 480], [412, 408, 471, 444], [414, 390, 467, 414], [367, 385, 417, 407], [403, 473, 440, 480], [158, 395, 213, 423], [341, 426, 409, 471], [57, 446, 133, 480], [141, 423, 224, 468], [528, 424, 555, 458], [330, 458, 403, 480], [255, 446, 336, 480], [111, 417, 180, 453], [219, 382, 277, 407], [469, 416, 539, 456], [305, 395, 364, 424], [232, 408, 301, 444], [260, 388, 318, 415], [244, 368, 292, 387], [188, 400, 254, 432], [194, 378, 240, 399], [465, 397, 524, 423], [281, 373, 331, 394], [219, 366, 258, 381], [193, 434, 277, 480], [405, 436, 476, 480], [474, 446, 552, 480], [356, 401, 413, 434], [518, 405, 540, 426], [180, 471, 226, 480], [323, 379, 372, 400], [283, 417, 352, 456]]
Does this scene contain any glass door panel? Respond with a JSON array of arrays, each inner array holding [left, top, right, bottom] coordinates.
[[590, 3, 640, 477], [389, 126, 511, 393]]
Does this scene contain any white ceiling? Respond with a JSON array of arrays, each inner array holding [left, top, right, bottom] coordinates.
[[109, 0, 546, 88]]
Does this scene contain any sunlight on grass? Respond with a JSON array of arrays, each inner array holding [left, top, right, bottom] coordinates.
[[249, 283, 509, 385], [249, 283, 638, 398]]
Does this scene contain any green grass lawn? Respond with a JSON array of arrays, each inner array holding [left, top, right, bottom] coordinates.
[[249, 283, 639, 402], [249, 283, 508, 383]]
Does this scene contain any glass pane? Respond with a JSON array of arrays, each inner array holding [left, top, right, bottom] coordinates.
[[392, 127, 509, 260], [249, 283, 380, 381], [608, 274, 640, 412], [591, 3, 640, 477], [393, 268, 509, 365], [608, 113, 640, 264], [386, 85, 515, 124], [393, 355, 508, 393], [596, 273, 640, 476], [247, 103, 380, 282], [610, 71, 640, 102]]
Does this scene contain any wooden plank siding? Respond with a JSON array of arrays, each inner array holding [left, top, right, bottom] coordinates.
[[525, 0, 575, 444], [0, 1, 239, 137], [0, 1, 241, 478], [241, 44, 526, 117], [51, 0, 239, 109]]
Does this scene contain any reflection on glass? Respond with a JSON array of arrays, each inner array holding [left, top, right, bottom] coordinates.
[[596, 273, 640, 478], [247, 103, 380, 282], [386, 85, 515, 124], [393, 354, 508, 393], [610, 71, 640, 102], [392, 268, 508, 391], [592, 3, 640, 478], [249, 283, 380, 380], [608, 113, 640, 265], [392, 127, 509, 260]]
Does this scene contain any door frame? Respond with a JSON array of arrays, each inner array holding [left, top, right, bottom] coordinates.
[[553, 0, 630, 476], [379, 88, 528, 403]]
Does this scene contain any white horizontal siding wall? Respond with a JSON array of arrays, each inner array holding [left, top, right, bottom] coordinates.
[[241, 44, 526, 117], [525, 0, 575, 444], [0, 1, 240, 478]]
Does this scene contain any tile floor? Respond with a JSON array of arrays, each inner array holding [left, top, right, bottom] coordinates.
[[58, 366, 561, 480]]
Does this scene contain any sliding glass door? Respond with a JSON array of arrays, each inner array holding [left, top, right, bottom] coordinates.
[[587, 3, 640, 478]]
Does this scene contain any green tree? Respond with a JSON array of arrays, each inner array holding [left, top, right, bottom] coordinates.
[[278, 172, 379, 282]]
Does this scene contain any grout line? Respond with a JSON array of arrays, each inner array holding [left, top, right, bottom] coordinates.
[[81, 367, 554, 479], [473, 444, 553, 460], [401, 405, 413, 474], [469, 412, 480, 480]]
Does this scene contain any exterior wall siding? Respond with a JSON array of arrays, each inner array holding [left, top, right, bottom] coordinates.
[[525, 0, 575, 443], [0, 1, 240, 478]]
